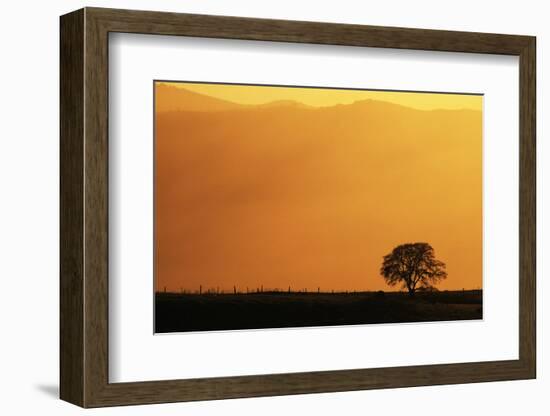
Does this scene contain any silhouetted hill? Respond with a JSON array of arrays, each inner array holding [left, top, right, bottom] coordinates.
[[155, 83, 244, 112], [156, 83, 317, 112], [155, 290, 483, 333]]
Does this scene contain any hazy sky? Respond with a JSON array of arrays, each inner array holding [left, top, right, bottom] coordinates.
[[155, 82, 483, 293]]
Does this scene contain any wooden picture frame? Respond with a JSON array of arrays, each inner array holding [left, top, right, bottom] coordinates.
[[60, 7, 536, 408]]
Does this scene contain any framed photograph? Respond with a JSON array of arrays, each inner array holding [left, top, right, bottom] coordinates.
[[60, 7, 536, 407]]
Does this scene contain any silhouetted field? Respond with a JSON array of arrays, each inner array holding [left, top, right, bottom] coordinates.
[[155, 290, 482, 333]]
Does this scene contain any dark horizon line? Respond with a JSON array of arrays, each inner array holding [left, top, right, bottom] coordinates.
[[155, 288, 483, 294]]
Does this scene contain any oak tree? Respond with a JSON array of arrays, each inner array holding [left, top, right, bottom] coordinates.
[[380, 242, 447, 297]]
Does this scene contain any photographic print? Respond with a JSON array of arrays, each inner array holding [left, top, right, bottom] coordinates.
[[154, 81, 483, 333]]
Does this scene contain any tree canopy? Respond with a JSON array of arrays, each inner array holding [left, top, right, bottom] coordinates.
[[380, 242, 447, 296]]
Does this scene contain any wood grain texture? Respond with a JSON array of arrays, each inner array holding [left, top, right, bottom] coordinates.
[[89, 7, 532, 54], [83, 10, 110, 406], [59, 8, 84, 407], [59, 7, 537, 408], [518, 38, 536, 375]]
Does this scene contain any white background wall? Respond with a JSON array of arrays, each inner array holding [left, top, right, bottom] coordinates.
[[0, 0, 546, 414]]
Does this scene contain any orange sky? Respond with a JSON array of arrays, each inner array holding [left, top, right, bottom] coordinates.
[[155, 82, 483, 293]]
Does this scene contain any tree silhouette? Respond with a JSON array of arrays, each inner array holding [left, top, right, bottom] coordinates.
[[380, 243, 447, 297]]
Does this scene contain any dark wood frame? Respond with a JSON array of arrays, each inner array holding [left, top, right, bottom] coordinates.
[[60, 7, 536, 408]]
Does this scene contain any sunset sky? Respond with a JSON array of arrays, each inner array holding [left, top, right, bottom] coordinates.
[[155, 81, 483, 293]]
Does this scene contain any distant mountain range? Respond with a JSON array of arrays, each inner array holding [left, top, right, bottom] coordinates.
[[156, 83, 319, 112], [155, 83, 475, 113]]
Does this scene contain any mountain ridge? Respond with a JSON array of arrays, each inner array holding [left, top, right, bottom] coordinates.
[[155, 83, 480, 114]]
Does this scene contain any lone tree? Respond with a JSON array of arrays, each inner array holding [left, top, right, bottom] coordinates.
[[380, 242, 447, 297]]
